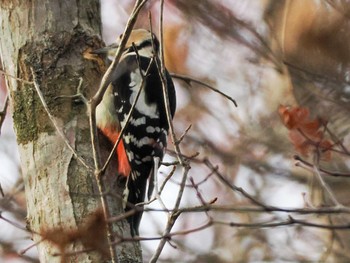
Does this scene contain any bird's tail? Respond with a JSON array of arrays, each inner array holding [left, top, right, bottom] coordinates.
[[124, 173, 148, 236]]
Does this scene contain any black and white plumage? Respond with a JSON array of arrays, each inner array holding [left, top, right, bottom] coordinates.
[[95, 29, 176, 236]]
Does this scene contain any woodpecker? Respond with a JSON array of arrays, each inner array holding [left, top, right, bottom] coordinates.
[[94, 29, 176, 236]]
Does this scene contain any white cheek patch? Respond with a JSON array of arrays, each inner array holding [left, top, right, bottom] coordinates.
[[96, 85, 119, 129], [129, 70, 159, 119]]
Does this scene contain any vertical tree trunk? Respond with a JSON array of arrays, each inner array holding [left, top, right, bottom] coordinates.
[[0, 1, 142, 262]]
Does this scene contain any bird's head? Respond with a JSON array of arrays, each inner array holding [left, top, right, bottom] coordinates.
[[92, 29, 159, 58]]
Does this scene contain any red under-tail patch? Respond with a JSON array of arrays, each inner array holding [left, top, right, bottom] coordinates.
[[100, 127, 131, 177]]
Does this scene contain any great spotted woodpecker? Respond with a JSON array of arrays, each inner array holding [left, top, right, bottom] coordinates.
[[94, 29, 176, 236]]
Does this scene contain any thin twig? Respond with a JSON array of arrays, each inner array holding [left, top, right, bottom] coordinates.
[[168, 168, 216, 188], [294, 155, 350, 177], [204, 158, 269, 208], [0, 183, 4, 198], [54, 77, 88, 105], [0, 69, 33, 85], [143, 203, 350, 215], [19, 240, 43, 255], [87, 2, 150, 261], [30, 69, 92, 171], [138, 165, 177, 206], [312, 154, 342, 207], [27, 214, 350, 254], [0, 95, 9, 134], [152, 157, 169, 212], [281, 0, 291, 57], [89, 0, 149, 173], [101, 57, 155, 173], [177, 124, 192, 145], [153, 4, 184, 166], [150, 2, 190, 261], [171, 73, 237, 107], [214, 216, 350, 230], [105, 215, 350, 246], [108, 209, 137, 225], [323, 124, 350, 155], [0, 211, 40, 235], [159, 166, 177, 194], [165, 221, 212, 237], [164, 150, 200, 164], [190, 177, 211, 218]]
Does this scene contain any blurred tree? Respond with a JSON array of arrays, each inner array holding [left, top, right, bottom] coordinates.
[[266, 1, 350, 261]]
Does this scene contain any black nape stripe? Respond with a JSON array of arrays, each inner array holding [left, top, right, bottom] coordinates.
[[124, 37, 160, 54], [137, 39, 153, 50]]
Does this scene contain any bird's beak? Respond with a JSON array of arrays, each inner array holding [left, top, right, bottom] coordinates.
[[90, 43, 119, 55]]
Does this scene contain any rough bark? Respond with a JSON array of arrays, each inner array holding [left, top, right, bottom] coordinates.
[[0, 1, 142, 262]]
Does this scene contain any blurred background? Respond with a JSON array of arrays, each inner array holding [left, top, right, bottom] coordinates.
[[2, 0, 350, 262]]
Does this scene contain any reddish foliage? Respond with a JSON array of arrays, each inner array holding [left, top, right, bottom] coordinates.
[[278, 105, 333, 160], [40, 208, 109, 261]]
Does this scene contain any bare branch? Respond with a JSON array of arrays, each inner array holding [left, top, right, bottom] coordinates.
[[86, 2, 150, 261], [204, 158, 269, 208], [150, 1, 191, 261], [171, 73, 237, 107], [89, 0, 149, 173], [214, 216, 350, 230], [0, 95, 8, 134], [0, 182, 4, 198], [0, 69, 33, 85], [101, 56, 155, 174], [0, 211, 38, 235], [143, 204, 350, 215], [312, 153, 342, 207], [31, 69, 92, 171], [294, 155, 350, 178]]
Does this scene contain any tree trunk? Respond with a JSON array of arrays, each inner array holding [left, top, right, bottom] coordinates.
[[0, 1, 142, 262]]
